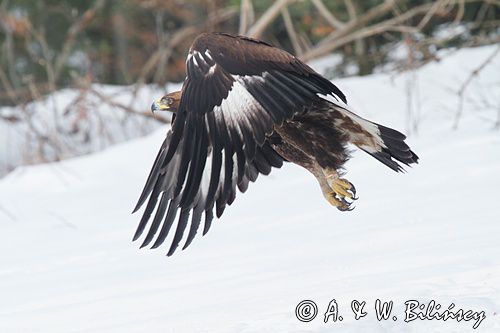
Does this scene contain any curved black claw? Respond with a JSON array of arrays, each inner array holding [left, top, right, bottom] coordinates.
[[349, 182, 357, 197], [338, 198, 355, 212], [338, 205, 355, 212]]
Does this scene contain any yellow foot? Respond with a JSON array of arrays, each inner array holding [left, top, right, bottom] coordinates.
[[323, 169, 357, 211], [331, 178, 357, 201]]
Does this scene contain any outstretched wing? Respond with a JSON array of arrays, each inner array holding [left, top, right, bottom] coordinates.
[[132, 32, 347, 255]]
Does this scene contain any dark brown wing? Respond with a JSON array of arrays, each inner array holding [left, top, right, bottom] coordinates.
[[132, 32, 347, 256]]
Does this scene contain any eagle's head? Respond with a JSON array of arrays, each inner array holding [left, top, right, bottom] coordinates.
[[151, 90, 181, 113]]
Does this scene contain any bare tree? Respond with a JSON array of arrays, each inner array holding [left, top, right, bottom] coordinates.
[[454, 45, 500, 129]]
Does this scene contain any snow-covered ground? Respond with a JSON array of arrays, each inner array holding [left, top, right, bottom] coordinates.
[[0, 45, 499, 332], [0, 83, 181, 178]]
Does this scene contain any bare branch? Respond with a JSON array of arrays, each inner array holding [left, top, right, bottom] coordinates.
[[26, 26, 57, 92], [454, 0, 466, 24], [417, 0, 447, 30], [318, 0, 398, 47], [247, 0, 293, 38], [343, 0, 357, 22], [281, 7, 302, 56], [0, 4, 21, 89], [87, 87, 170, 124], [311, 0, 345, 29], [0, 66, 18, 104], [239, 0, 255, 35], [301, 0, 487, 62], [53, 0, 106, 81], [454, 45, 500, 129], [135, 6, 237, 87]]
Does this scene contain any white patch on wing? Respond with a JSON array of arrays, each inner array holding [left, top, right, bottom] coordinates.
[[204, 49, 213, 61], [231, 153, 238, 189], [317, 93, 385, 152], [190, 50, 217, 77], [215, 149, 238, 198], [219, 79, 264, 121], [197, 146, 212, 202], [196, 115, 213, 202], [233, 74, 266, 85], [317, 93, 348, 109], [209, 77, 269, 184], [192, 52, 199, 67], [207, 64, 216, 76]]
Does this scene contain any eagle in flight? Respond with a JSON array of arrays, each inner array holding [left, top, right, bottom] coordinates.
[[133, 32, 418, 256]]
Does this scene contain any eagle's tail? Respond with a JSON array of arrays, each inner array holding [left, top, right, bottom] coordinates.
[[364, 123, 419, 172], [331, 105, 419, 172]]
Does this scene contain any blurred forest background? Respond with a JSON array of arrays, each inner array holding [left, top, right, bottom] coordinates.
[[0, 0, 499, 176]]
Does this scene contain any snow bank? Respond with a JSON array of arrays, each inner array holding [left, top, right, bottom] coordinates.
[[0, 83, 181, 177], [0, 45, 499, 332]]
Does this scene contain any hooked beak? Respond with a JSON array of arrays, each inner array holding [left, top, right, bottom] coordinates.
[[151, 98, 169, 113]]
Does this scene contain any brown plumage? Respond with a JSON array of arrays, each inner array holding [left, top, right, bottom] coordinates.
[[133, 32, 418, 256]]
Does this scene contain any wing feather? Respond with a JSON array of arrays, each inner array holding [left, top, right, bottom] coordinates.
[[203, 209, 214, 236], [167, 209, 191, 256], [183, 205, 204, 250], [150, 196, 181, 249], [139, 192, 169, 248]]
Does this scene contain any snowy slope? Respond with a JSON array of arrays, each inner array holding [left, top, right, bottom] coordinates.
[[0, 45, 499, 333], [0, 83, 181, 177]]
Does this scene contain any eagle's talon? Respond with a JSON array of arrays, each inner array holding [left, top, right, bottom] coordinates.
[[329, 177, 356, 199], [350, 183, 357, 197], [341, 198, 355, 211], [327, 192, 353, 211], [340, 196, 355, 211], [323, 171, 357, 211], [341, 205, 355, 212], [332, 184, 353, 199]]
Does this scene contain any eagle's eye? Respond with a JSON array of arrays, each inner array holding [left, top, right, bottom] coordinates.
[[162, 97, 173, 106]]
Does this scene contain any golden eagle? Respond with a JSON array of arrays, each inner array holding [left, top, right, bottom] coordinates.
[[133, 33, 418, 256]]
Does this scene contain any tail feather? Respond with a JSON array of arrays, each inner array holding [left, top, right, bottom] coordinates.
[[329, 103, 419, 172], [363, 149, 406, 172], [363, 124, 419, 172]]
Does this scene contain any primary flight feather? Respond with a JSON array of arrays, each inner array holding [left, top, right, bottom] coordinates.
[[133, 32, 418, 256]]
